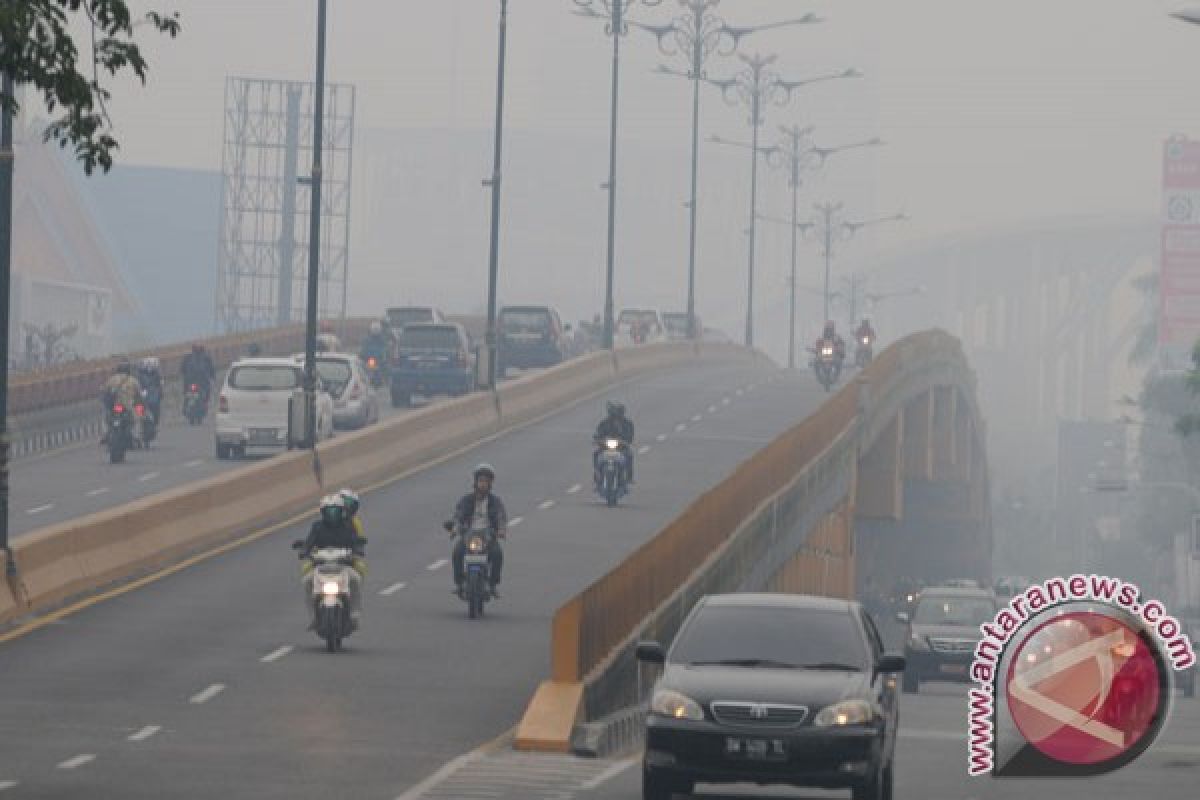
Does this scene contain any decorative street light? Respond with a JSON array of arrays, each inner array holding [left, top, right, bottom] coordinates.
[[483, 0, 510, 389], [804, 202, 906, 324], [707, 53, 859, 347], [573, 0, 665, 350], [641, 1, 820, 340], [734, 130, 881, 367], [830, 273, 925, 329]]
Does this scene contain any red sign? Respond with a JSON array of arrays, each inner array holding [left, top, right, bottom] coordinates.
[[1162, 137, 1200, 345]]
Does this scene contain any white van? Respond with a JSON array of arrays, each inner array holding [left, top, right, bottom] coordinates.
[[215, 358, 334, 459]]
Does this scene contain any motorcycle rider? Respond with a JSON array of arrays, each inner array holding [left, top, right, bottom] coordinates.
[[180, 342, 216, 408], [448, 464, 508, 598], [855, 318, 876, 346], [135, 357, 164, 422], [593, 401, 635, 485], [102, 360, 142, 442], [299, 494, 365, 628], [359, 321, 389, 373], [814, 321, 846, 362], [338, 487, 368, 576], [854, 318, 875, 366]]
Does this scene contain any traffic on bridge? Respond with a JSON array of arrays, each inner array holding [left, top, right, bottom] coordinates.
[[1, 3, 1199, 800]]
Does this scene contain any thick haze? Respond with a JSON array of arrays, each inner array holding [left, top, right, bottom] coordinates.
[[70, 0, 1200, 334]]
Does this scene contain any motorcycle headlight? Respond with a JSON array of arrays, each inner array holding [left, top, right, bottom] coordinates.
[[321, 581, 340, 596], [862, 337, 870, 344], [605, 438, 620, 449], [468, 537, 486, 553], [821, 347, 833, 356], [813, 699, 876, 727], [650, 689, 704, 721]]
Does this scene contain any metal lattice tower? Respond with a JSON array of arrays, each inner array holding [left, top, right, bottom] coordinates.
[[216, 77, 356, 332]]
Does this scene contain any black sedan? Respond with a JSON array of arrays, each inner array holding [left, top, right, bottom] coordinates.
[[636, 593, 905, 800]]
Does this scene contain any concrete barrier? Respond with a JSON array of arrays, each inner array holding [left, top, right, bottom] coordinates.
[[1, 342, 763, 628]]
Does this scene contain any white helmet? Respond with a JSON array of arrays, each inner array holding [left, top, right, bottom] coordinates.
[[139, 356, 161, 371], [369, 320, 383, 336]]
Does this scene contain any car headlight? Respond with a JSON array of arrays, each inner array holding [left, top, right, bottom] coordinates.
[[322, 581, 340, 596], [650, 689, 704, 721], [813, 699, 877, 727]]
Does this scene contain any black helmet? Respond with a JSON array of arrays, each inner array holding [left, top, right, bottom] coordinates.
[[319, 494, 346, 525], [473, 463, 495, 482], [116, 359, 132, 375], [823, 320, 836, 336], [606, 401, 625, 418]]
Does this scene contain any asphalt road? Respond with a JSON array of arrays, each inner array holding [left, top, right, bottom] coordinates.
[[558, 681, 1200, 800], [0, 361, 838, 799]]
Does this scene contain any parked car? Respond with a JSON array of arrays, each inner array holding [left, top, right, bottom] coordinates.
[[215, 358, 333, 459], [637, 593, 904, 800], [390, 322, 476, 407], [898, 586, 998, 693], [616, 308, 667, 346], [497, 305, 566, 375], [662, 311, 699, 341], [291, 352, 380, 430], [384, 306, 445, 335]]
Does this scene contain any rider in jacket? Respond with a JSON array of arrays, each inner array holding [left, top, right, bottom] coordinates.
[[181, 343, 216, 406], [594, 401, 635, 484], [449, 464, 507, 598], [300, 494, 365, 627]]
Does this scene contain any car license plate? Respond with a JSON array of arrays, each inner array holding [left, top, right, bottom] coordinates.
[[249, 428, 278, 444], [464, 554, 488, 565], [725, 737, 786, 762], [939, 663, 967, 675]]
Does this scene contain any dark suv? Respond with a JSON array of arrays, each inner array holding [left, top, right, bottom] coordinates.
[[389, 322, 475, 407], [497, 305, 566, 375], [899, 586, 997, 693]]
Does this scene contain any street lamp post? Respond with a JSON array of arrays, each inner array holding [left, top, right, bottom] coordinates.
[[574, 0, 664, 350], [807, 203, 906, 323], [301, 0, 328, 449], [707, 55, 860, 347], [644, 3, 820, 340], [483, 0, 509, 389], [0, 71, 13, 575]]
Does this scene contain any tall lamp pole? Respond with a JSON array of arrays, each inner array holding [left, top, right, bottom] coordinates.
[[483, 0, 509, 389], [0, 71, 13, 575], [301, 0, 328, 448], [707, 55, 859, 347], [807, 202, 906, 323], [574, 0, 664, 350], [643, 2, 819, 340]]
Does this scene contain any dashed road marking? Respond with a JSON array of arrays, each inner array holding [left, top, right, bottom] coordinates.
[[0, 781, 18, 791], [184, 459, 205, 467], [735, 388, 744, 396], [426, 559, 449, 572], [395, 751, 634, 800], [567, 484, 582, 494], [637, 445, 650, 455], [675, 423, 686, 432], [86, 487, 110, 497], [509, 516, 524, 528], [707, 405, 717, 413], [138, 471, 160, 482], [655, 434, 667, 442], [57, 754, 95, 770], [260, 646, 294, 663], [722, 397, 731, 405], [580, 756, 639, 790], [691, 414, 702, 422], [189, 683, 226, 705], [26, 504, 53, 515], [537, 499, 555, 510], [380, 582, 407, 596], [128, 725, 162, 742]]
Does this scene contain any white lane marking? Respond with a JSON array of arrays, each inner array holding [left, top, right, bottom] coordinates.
[[394, 751, 482, 800], [0, 781, 17, 791], [567, 483, 582, 494], [426, 559, 449, 572], [579, 756, 639, 790], [57, 754, 95, 770], [655, 434, 667, 442], [128, 725, 162, 742], [138, 471, 160, 482], [379, 582, 407, 596], [189, 683, 226, 705], [675, 423, 686, 432], [537, 499, 555, 510], [722, 397, 731, 405], [638, 445, 650, 455], [735, 388, 744, 396], [184, 459, 205, 468], [26, 504, 54, 515], [747, 383, 756, 391], [691, 414, 702, 422], [86, 487, 110, 497], [260, 646, 294, 663], [707, 405, 717, 413], [509, 516, 524, 528]]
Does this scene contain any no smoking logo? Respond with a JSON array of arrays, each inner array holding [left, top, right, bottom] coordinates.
[[1000, 610, 1168, 775]]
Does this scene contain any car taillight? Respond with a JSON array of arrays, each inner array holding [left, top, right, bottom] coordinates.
[[190, 384, 198, 392], [112, 403, 125, 414], [135, 404, 146, 416], [366, 357, 378, 369], [219, 394, 229, 413]]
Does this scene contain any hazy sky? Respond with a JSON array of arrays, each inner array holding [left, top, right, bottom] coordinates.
[[89, 0, 1200, 250]]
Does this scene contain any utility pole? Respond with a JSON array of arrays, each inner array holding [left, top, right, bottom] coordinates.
[[301, 0, 328, 448], [0, 71, 14, 576], [484, 0, 509, 388]]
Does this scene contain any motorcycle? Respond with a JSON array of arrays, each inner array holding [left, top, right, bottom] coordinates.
[[445, 520, 494, 619], [292, 541, 364, 652], [594, 437, 629, 507], [107, 401, 133, 463], [184, 383, 207, 425], [135, 394, 157, 447], [364, 354, 385, 388], [812, 342, 841, 392], [855, 334, 874, 368]]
